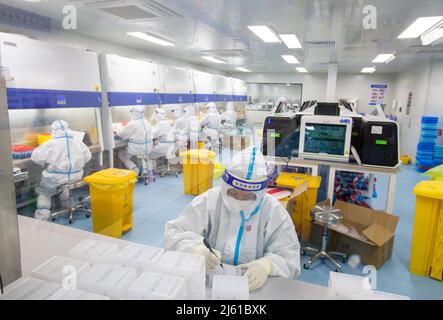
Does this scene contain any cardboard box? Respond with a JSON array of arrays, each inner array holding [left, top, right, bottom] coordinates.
[[310, 200, 400, 269]]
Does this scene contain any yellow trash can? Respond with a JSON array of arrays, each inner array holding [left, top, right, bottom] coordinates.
[[83, 169, 137, 238], [410, 181, 443, 280], [276, 172, 322, 241], [180, 149, 216, 195]]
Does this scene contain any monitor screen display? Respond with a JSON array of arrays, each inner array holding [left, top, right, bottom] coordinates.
[[303, 123, 347, 156]]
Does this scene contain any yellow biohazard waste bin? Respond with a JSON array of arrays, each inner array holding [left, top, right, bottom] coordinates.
[[410, 181, 443, 280], [274, 174, 307, 236], [276, 172, 322, 241], [83, 169, 137, 238], [180, 149, 216, 195]]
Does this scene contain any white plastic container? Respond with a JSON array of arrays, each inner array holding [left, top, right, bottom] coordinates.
[[211, 275, 249, 300], [31, 256, 91, 284], [155, 251, 205, 299], [51, 289, 109, 300], [68, 239, 119, 264], [0, 278, 63, 300], [328, 271, 372, 299], [127, 271, 186, 300], [78, 264, 138, 299], [207, 264, 242, 287], [113, 244, 164, 273]]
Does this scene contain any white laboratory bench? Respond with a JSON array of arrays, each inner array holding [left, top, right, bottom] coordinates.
[[6, 216, 332, 300]]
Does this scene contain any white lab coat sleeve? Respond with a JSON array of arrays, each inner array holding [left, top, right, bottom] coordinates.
[[117, 121, 137, 140], [31, 142, 51, 166], [263, 198, 301, 278], [81, 142, 92, 164], [165, 192, 210, 253], [200, 115, 209, 127]]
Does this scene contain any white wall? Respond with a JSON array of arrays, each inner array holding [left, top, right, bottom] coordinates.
[[393, 60, 443, 157], [232, 72, 395, 114]]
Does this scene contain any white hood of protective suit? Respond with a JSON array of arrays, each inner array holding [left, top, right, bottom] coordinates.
[[130, 105, 145, 120], [220, 146, 268, 215]]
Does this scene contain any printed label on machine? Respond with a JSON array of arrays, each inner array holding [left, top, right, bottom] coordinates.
[[371, 126, 383, 135]]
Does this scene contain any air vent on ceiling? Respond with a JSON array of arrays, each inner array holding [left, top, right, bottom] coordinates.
[[73, 0, 182, 21], [402, 45, 443, 55], [200, 49, 251, 58], [304, 41, 336, 48]]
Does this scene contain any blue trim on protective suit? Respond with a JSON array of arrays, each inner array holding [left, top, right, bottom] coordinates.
[[233, 199, 264, 266]]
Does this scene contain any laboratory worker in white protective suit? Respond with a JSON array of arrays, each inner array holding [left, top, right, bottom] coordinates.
[[117, 105, 154, 180], [171, 105, 188, 151], [201, 102, 222, 151], [149, 108, 176, 160], [183, 105, 202, 149], [220, 102, 237, 128], [31, 120, 92, 221], [165, 146, 301, 291]]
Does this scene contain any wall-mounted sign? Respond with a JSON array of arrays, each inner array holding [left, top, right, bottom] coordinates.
[[369, 84, 388, 106]]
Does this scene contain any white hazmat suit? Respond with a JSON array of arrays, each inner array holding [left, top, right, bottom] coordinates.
[[221, 102, 237, 128], [180, 106, 202, 149], [150, 108, 176, 159], [165, 146, 301, 291], [201, 102, 221, 151], [31, 120, 92, 221], [117, 106, 154, 177]]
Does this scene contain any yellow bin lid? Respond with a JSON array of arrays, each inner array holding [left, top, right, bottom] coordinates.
[[180, 149, 216, 162], [413, 181, 443, 200], [276, 172, 321, 189], [84, 168, 137, 185]]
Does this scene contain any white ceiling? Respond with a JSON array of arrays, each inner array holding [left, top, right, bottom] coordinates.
[[2, 0, 443, 74]]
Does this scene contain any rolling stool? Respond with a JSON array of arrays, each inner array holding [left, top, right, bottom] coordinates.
[[301, 205, 347, 272], [158, 157, 181, 178], [136, 155, 153, 185], [51, 180, 91, 224]]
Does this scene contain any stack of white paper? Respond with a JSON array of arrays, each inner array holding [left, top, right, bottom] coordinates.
[[127, 271, 186, 300], [68, 239, 119, 264], [113, 244, 164, 273], [78, 264, 137, 299], [31, 256, 91, 283], [211, 275, 249, 300], [154, 251, 205, 299]]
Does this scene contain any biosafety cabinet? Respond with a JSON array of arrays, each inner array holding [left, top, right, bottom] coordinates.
[[193, 70, 217, 106], [158, 64, 195, 104], [100, 54, 161, 167], [231, 77, 248, 124], [0, 33, 105, 211]]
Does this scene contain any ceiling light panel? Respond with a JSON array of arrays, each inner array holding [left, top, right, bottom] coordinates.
[[279, 34, 302, 48], [361, 67, 376, 73], [127, 32, 175, 46], [398, 16, 443, 39], [281, 55, 300, 64], [421, 26, 443, 45], [372, 54, 395, 63], [296, 67, 308, 73], [235, 67, 252, 72], [247, 26, 281, 43], [202, 56, 227, 64]]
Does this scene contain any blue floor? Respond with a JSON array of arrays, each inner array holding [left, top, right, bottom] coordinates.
[[52, 159, 442, 300]]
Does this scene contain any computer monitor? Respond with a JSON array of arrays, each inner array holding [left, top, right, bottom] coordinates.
[[299, 116, 353, 162], [315, 102, 340, 116]]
